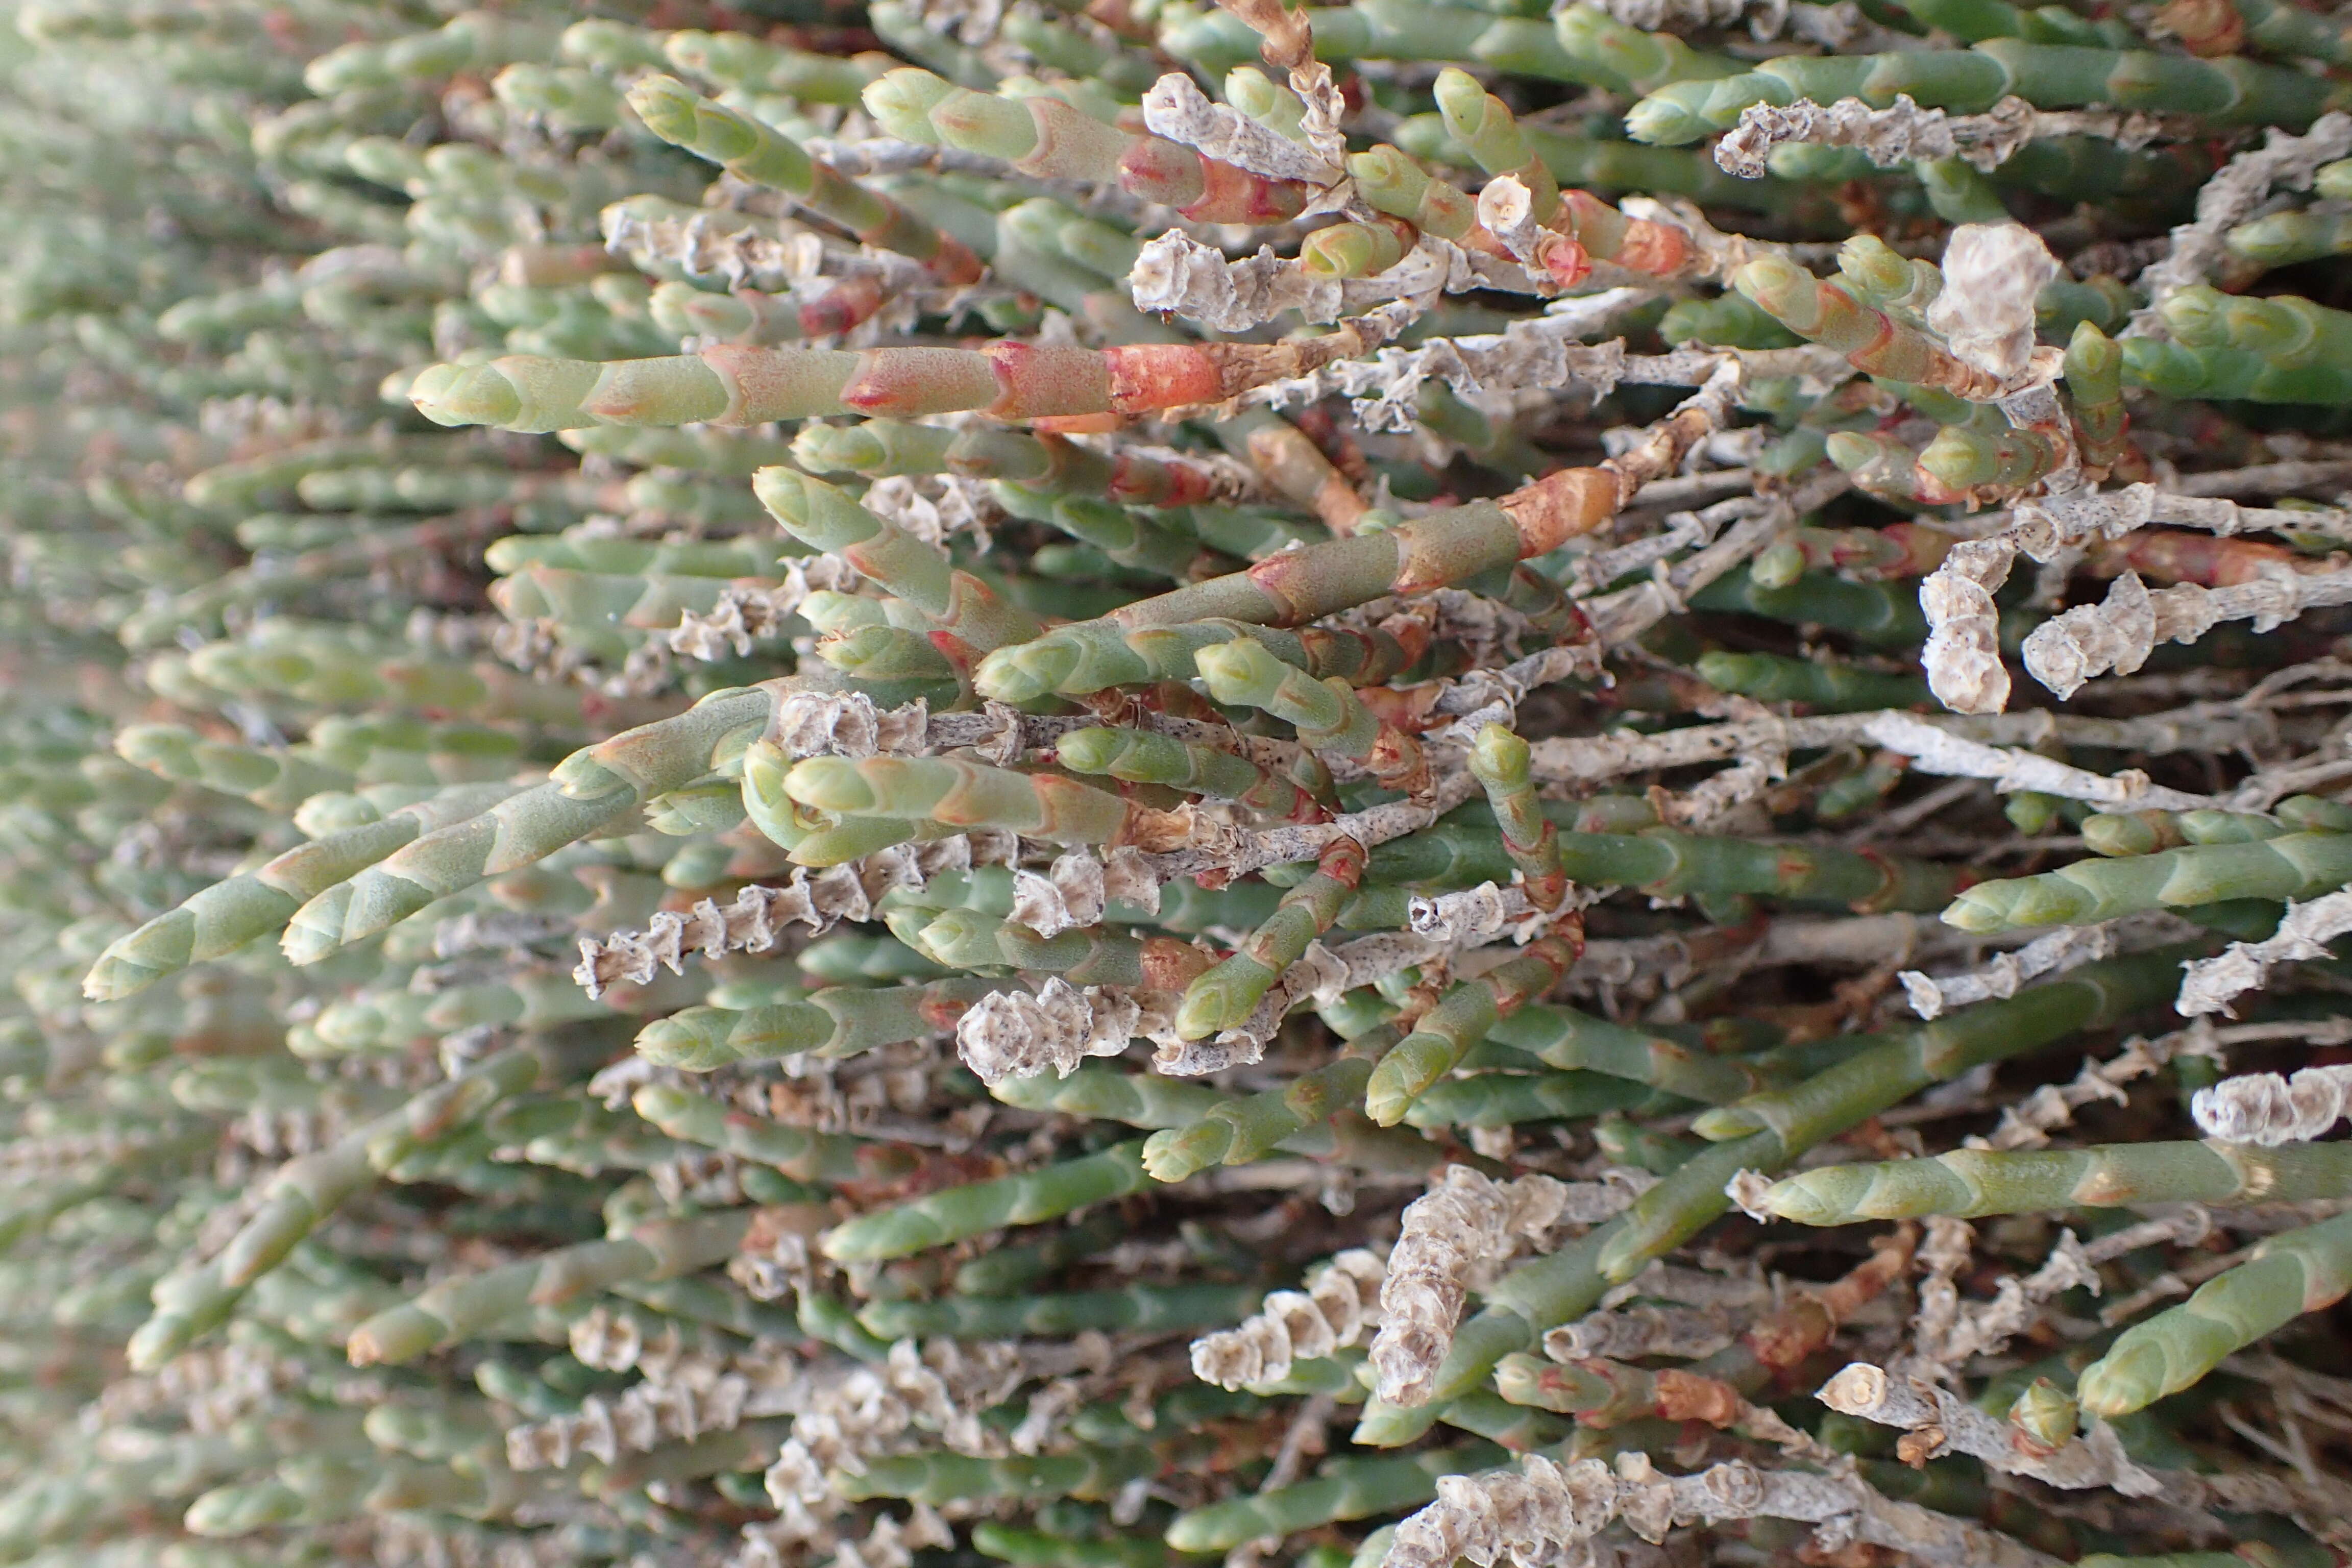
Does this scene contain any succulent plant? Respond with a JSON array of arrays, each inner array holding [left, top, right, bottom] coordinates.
[[7, 1, 2352, 1565]]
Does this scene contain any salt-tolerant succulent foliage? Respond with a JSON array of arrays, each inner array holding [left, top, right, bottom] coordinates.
[[15, 0, 2352, 1564]]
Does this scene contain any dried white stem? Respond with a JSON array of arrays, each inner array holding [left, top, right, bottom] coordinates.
[[2194, 1063, 2352, 1144], [2178, 890, 2352, 1018], [1522, 705, 2256, 789], [1130, 231, 1342, 331], [1716, 94, 2173, 180], [1974, 1029, 2193, 1150], [1940, 1209, 2212, 1366], [1192, 1248, 1387, 1389], [1899, 913, 2197, 1020], [1148, 770, 1483, 886], [1476, 175, 1549, 274], [1405, 880, 1593, 944], [1919, 536, 2014, 715], [862, 474, 994, 549], [668, 559, 861, 660], [1544, 1303, 1742, 1362], [508, 1369, 766, 1470], [1371, 1167, 1646, 1406], [1248, 298, 1644, 429], [1909, 1215, 1973, 1370], [1860, 709, 2220, 811], [1142, 72, 1341, 185], [1010, 848, 1160, 938], [1156, 932, 1447, 1076], [1930, 223, 2060, 384], [1817, 1363, 2161, 1493], [2132, 112, 2352, 332], [2175, 457, 2352, 498], [573, 837, 1009, 998], [1592, 0, 1902, 47], [954, 977, 1143, 1088], [1382, 1451, 2063, 1568], [1246, 316, 1852, 437], [1584, 478, 1848, 650], [2025, 566, 2352, 699], [1973, 480, 2352, 570]]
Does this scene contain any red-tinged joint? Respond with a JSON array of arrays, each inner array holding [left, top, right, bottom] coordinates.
[[1500, 466, 1624, 556], [2158, 0, 2243, 54], [1518, 829, 1571, 913], [1773, 845, 1820, 892], [1316, 475, 1371, 535], [1906, 467, 1974, 510], [1243, 547, 1332, 625], [1867, 522, 1955, 578], [1364, 726, 1429, 795], [1239, 419, 1368, 534], [1110, 453, 1215, 507], [983, 340, 1114, 420], [1104, 344, 1225, 413], [1146, 681, 1224, 723], [1650, 1369, 1747, 1428], [1117, 136, 1208, 208], [1847, 845, 1922, 915], [1376, 612, 1434, 674], [1031, 411, 1128, 435], [1140, 936, 1214, 990], [1614, 217, 1692, 278], [797, 275, 885, 338], [840, 346, 999, 418], [1180, 154, 1309, 224], [925, 629, 983, 677], [1084, 0, 1156, 41], [927, 235, 987, 288], [1481, 936, 1573, 1013], [1533, 231, 1591, 289], [1315, 834, 1369, 891], [2090, 528, 2305, 589], [1255, 779, 1331, 825], [1847, 302, 1904, 370], [917, 991, 977, 1030], [840, 1148, 1003, 1206], [1354, 682, 1444, 734]]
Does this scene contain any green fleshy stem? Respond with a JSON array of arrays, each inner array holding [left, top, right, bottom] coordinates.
[[2077, 1210, 2352, 1416], [823, 1141, 1153, 1261], [1352, 947, 2189, 1446], [857, 1282, 1261, 1339], [1944, 832, 2352, 933], [836, 1449, 1158, 1505], [1762, 1138, 2352, 1223], [1626, 39, 2344, 147], [1165, 1447, 1502, 1552]]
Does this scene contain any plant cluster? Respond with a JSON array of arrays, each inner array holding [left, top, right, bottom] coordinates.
[[9, 0, 2352, 1565]]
